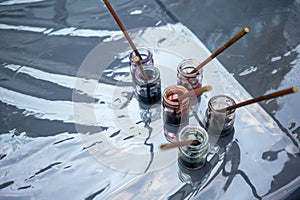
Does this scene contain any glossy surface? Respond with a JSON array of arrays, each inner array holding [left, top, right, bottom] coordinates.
[[177, 126, 209, 169], [135, 66, 161, 104], [1, 0, 300, 199], [205, 95, 236, 136], [162, 0, 300, 148]]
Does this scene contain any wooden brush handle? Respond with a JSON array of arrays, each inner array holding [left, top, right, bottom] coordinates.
[[224, 87, 297, 111], [103, 0, 141, 58], [160, 140, 199, 150], [133, 56, 149, 80], [191, 27, 249, 73], [178, 85, 212, 101]]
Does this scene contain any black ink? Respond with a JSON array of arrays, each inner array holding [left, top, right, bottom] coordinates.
[[18, 185, 31, 190], [27, 162, 62, 180], [0, 181, 14, 189], [53, 137, 74, 145], [143, 125, 154, 173], [82, 141, 102, 151], [109, 130, 120, 138], [123, 135, 134, 140], [85, 184, 110, 200], [0, 154, 7, 160]]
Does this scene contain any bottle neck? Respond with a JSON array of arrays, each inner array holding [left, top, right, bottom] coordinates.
[[135, 66, 160, 86], [208, 95, 236, 115], [163, 86, 189, 110], [129, 48, 153, 66], [177, 59, 201, 78]]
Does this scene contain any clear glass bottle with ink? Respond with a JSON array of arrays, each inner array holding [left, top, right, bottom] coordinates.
[[177, 59, 203, 105], [162, 85, 189, 142], [177, 126, 209, 169], [129, 48, 153, 81], [135, 66, 161, 104], [205, 95, 236, 136]]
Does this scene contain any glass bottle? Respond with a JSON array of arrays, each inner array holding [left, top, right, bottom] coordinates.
[[205, 95, 236, 136], [162, 85, 189, 142], [135, 66, 161, 104], [129, 48, 154, 81], [177, 59, 203, 105], [177, 126, 209, 169]]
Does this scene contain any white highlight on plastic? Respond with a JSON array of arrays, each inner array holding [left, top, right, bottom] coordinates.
[[130, 10, 143, 15], [238, 66, 257, 76], [0, 0, 46, 6], [271, 56, 281, 62], [0, 23, 122, 39]]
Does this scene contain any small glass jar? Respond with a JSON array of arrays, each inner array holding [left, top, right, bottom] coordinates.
[[129, 48, 154, 80], [205, 95, 236, 136], [177, 126, 209, 169], [177, 59, 203, 104], [135, 66, 161, 104], [162, 85, 190, 142]]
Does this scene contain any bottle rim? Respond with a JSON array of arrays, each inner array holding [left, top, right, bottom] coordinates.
[[162, 85, 189, 107], [135, 65, 160, 85], [177, 59, 202, 78], [178, 126, 209, 156], [208, 94, 236, 114], [129, 47, 153, 66]]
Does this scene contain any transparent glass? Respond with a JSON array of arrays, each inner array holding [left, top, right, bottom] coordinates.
[[177, 59, 203, 105], [162, 85, 189, 142], [135, 66, 161, 104], [177, 159, 211, 187], [129, 47, 154, 80], [177, 126, 209, 169], [205, 95, 236, 136]]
